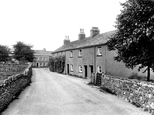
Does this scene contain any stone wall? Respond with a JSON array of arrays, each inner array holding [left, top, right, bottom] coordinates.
[[0, 64, 32, 113], [0, 64, 28, 72], [100, 74, 154, 113]]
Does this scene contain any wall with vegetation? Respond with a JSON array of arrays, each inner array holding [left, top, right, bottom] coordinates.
[[0, 64, 32, 113], [100, 74, 154, 114]]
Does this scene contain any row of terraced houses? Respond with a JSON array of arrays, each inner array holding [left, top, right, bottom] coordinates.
[[52, 27, 152, 79]]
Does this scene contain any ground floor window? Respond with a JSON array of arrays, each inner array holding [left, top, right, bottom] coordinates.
[[70, 64, 73, 72], [41, 63, 43, 67], [97, 66, 102, 73], [79, 65, 82, 73]]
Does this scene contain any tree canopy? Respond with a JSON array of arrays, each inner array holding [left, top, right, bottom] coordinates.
[[108, 0, 154, 81], [0, 45, 11, 62], [48, 55, 65, 73], [13, 41, 35, 62]]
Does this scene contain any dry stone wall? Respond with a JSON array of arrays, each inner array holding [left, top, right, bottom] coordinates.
[[101, 74, 154, 113], [0, 64, 32, 113]]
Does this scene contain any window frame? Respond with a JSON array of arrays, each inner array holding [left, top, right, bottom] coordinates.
[[78, 65, 83, 73], [70, 51, 73, 58], [70, 64, 73, 72], [97, 47, 102, 56], [97, 65, 102, 73], [44, 57, 46, 61], [78, 49, 82, 58]]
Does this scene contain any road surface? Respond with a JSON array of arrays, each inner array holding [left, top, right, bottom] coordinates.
[[2, 68, 150, 115]]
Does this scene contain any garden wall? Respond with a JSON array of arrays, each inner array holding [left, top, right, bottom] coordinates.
[[100, 74, 154, 113], [0, 63, 32, 113]]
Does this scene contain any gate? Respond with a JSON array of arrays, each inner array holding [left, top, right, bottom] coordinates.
[[96, 73, 102, 86]]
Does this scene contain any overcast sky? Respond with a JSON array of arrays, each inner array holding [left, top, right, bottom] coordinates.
[[0, 0, 126, 51]]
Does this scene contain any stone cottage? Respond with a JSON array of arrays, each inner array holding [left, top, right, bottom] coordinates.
[[52, 27, 150, 79]]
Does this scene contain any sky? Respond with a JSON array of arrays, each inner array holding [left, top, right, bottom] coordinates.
[[0, 0, 126, 51]]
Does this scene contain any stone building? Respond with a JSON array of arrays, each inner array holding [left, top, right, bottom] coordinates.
[[52, 27, 150, 79], [33, 48, 52, 67]]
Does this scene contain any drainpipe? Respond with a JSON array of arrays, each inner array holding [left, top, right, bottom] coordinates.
[[65, 51, 66, 74], [105, 46, 107, 74], [94, 47, 96, 73]]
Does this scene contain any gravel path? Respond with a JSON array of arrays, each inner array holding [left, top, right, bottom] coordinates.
[[2, 68, 150, 115]]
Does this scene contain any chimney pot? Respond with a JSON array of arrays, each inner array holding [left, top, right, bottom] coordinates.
[[64, 36, 70, 45], [90, 27, 100, 37], [78, 28, 85, 40]]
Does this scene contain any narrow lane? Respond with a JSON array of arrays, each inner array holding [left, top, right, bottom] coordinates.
[[2, 68, 150, 115]]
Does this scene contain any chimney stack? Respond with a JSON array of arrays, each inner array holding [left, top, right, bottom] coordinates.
[[78, 29, 85, 40], [43, 48, 46, 51], [64, 36, 70, 45], [90, 27, 100, 37]]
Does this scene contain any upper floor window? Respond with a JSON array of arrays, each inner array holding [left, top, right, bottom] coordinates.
[[70, 64, 73, 72], [44, 57, 46, 61], [79, 65, 82, 73], [97, 47, 102, 56], [70, 51, 73, 58], [36, 57, 38, 61], [78, 50, 82, 57], [97, 66, 102, 73]]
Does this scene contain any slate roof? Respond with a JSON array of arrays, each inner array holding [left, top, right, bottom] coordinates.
[[53, 30, 116, 53], [34, 50, 52, 56]]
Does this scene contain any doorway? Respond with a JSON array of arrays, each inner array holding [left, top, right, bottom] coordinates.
[[90, 65, 93, 74], [67, 64, 69, 74], [37, 63, 39, 67], [84, 65, 87, 78]]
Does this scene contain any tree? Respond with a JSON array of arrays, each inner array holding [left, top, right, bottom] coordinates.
[[108, 0, 154, 81], [0, 45, 11, 62], [13, 41, 35, 62], [48, 55, 65, 73]]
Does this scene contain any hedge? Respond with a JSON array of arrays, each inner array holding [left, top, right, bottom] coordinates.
[[48, 55, 65, 73]]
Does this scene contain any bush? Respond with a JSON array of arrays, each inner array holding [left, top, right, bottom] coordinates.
[[48, 55, 65, 73]]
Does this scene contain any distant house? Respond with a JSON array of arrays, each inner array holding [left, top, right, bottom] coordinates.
[[33, 48, 52, 67], [52, 27, 150, 79]]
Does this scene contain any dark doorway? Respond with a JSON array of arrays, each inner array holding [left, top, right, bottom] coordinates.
[[67, 64, 69, 74], [84, 65, 87, 78], [90, 65, 93, 74], [37, 63, 39, 67]]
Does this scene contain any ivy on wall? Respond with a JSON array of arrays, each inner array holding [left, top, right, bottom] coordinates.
[[48, 55, 65, 73]]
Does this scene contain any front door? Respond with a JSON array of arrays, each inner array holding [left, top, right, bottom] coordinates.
[[37, 63, 39, 67], [84, 65, 87, 78], [90, 65, 93, 74], [67, 64, 69, 74]]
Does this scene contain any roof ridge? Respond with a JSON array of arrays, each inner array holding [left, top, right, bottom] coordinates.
[[53, 30, 116, 53]]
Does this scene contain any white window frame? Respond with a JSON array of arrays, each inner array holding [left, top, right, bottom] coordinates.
[[70, 64, 73, 72], [44, 57, 46, 61], [79, 65, 82, 73], [70, 51, 73, 58], [97, 66, 102, 73], [79, 50, 82, 57], [97, 47, 102, 56]]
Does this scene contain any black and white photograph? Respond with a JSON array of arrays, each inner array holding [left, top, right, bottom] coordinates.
[[0, 0, 154, 114]]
